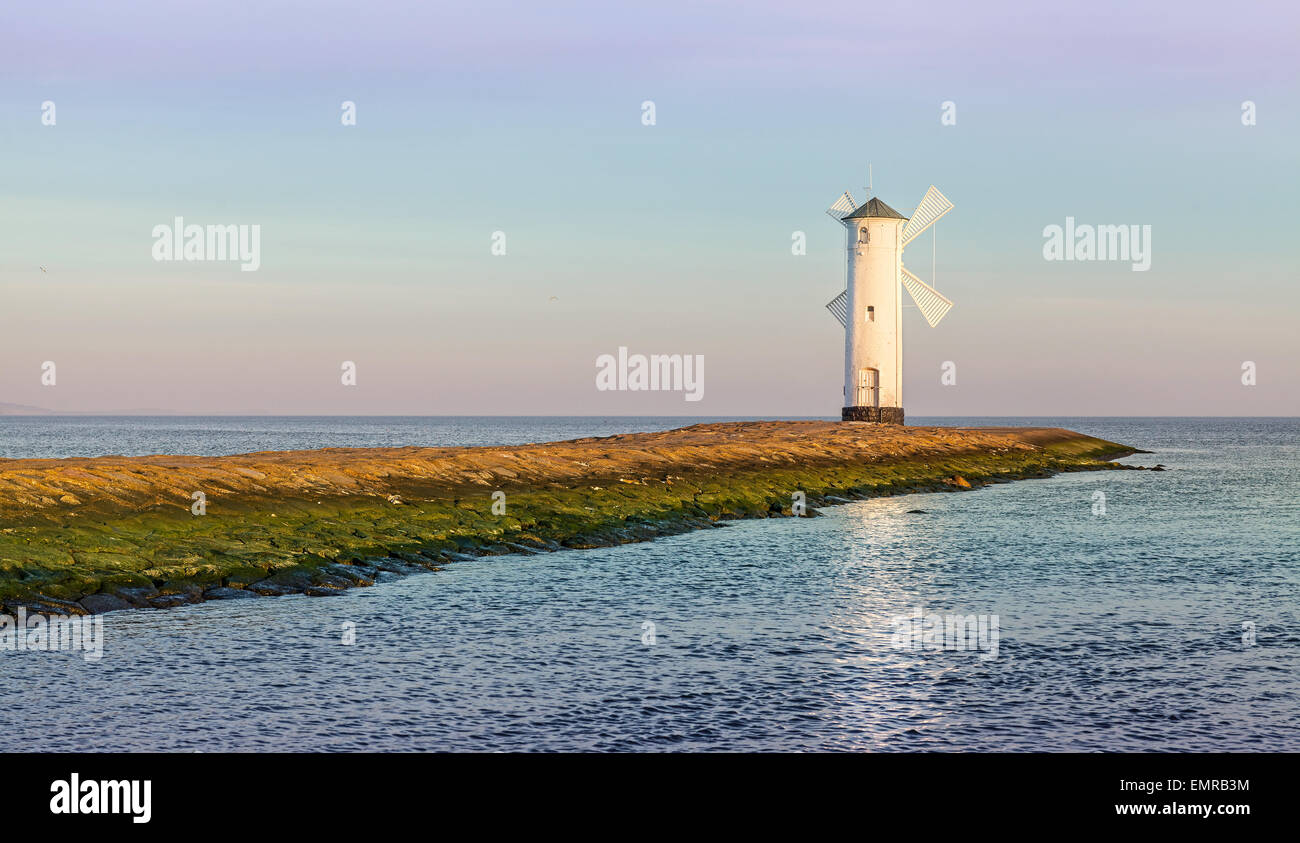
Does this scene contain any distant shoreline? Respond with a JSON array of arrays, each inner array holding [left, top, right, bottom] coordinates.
[[0, 421, 1144, 615]]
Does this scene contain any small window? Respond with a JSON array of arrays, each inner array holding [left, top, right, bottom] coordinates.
[[858, 225, 869, 245], [866, 306, 875, 322]]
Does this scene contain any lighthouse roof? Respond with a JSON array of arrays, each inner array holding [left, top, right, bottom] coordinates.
[[844, 197, 907, 220]]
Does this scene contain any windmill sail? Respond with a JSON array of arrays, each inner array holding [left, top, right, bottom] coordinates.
[[825, 289, 848, 327], [900, 185, 953, 246], [900, 267, 953, 327], [826, 192, 856, 221]]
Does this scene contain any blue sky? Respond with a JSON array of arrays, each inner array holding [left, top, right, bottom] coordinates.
[[1, 0, 1297, 414]]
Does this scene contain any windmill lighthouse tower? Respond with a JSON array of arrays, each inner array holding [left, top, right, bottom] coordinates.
[[825, 183, 955, 423]]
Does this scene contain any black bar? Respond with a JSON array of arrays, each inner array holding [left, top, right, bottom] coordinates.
[[6, 752, 1284, 829]]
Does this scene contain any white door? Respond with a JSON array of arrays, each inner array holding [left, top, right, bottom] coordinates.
[[857, 368, 879, 408]]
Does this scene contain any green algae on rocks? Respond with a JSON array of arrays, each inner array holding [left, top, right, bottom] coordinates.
[[0, 421, 1142, 614]]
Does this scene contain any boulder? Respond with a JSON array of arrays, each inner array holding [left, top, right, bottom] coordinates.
[[157, 582, 205, 599], [246, 580, 300, 596], [78, 593, 134, 614], [110, 586, 160, 607], [309, 573, 352, 590], [262, 569, 314, 591], [203, 587, 259, 601], [149, 593, 197, 609], [322, 564, 375, 586], [7, 595, 89, 616], [372, 558, 424, 575]]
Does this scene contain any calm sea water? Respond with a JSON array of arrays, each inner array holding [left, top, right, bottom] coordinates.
[[2, 416, 1297, 751], [0, 415, 826, 459]]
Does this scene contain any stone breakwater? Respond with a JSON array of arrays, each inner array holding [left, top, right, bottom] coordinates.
[[0, 421, 1144, 615]]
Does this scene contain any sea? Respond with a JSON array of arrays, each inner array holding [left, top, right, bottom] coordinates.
[[1, 416, 1297, 751]]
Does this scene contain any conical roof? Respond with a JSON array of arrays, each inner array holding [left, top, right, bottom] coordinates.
[[844, 197, 907, 220]]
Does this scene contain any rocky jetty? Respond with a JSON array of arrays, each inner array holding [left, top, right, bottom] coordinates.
[[0, 421, 1141, 614]]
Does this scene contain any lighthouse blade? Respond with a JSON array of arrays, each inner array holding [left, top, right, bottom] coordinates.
[[900, 267, 954, 327], [900, 185, 954, 246], [826, 191, 857, 221], [825, 289, 848, 328]]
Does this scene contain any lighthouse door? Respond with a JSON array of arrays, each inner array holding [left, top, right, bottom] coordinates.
[[857, 368, 879, 408]]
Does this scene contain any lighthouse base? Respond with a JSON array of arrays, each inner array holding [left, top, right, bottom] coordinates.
[[841, 406, 905, 424]]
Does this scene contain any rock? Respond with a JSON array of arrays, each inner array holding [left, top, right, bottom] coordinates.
[[59, 494, 81, 505], [948, 476, 972, 489], [223, 566, 270, 589], [1151, 464, 1166, 471], [515, 536, 561, 551], [110, 586, 160, 607], [907, 509, 928, 514], [265, 570, 315, 590], [157, 582, 205, 599], [149, 593, 198, 609], [203, 586, 259, 600], [7, 596, 89, 616], [247, 567, 317, 595], [78, 593, 134, 614], [390, 550, 438, 567], [321, 564, 374, 586], [373, 558, 424, 575], [387, 494, 404, 505], [304, 585, 345, 597], [246, 580, 301, 596], [309, 573, 352, 590]]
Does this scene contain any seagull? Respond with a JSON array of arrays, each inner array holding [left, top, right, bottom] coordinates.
[[39, 266, 47, 273], [548, 295, 558, 302]]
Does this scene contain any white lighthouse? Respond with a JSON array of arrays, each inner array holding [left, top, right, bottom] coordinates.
[[825, 185, 956, 423]]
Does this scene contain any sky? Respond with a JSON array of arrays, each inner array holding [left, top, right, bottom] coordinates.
[[1, 0, 1297, 415]]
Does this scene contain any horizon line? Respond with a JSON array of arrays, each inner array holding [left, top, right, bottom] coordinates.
[[2, 413, 1298, 420]]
